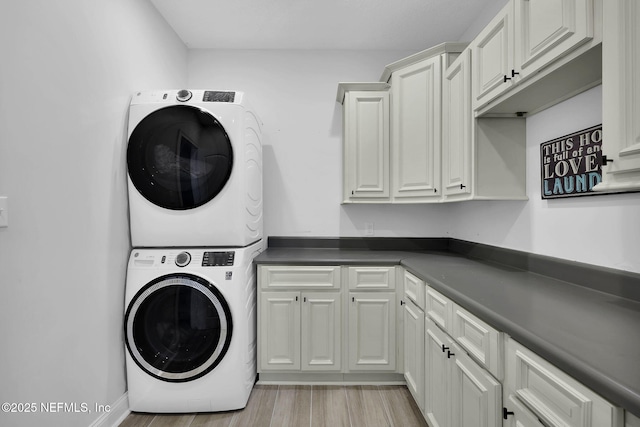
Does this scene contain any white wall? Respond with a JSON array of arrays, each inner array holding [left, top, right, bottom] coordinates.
[[188, 49, 453, 238], [0, 2, 186, 426], [448, 85, 640, 274]]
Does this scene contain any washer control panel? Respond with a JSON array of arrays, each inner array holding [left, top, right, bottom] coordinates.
[[202, 251, 235, 267]]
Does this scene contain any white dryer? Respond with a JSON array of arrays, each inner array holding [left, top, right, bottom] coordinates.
[[124, 241, 262, 413], [127, 89, 262, 248]]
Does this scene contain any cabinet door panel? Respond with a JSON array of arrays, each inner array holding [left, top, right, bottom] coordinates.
[[426, 286, 453, 333], [450, 345, 502, 427], [348, 292, 396, 370], [515, 0, 594, 78], [443, 50, 472, 198], [301, 292, 341, 371], [260, 265, 340, 289], [344, 91, 390, 200], [403, 299, 425, 410], [391, 56, 441, 200], [473, 3, 514, 108], [259, 292, 300, 371], [348, 266, 396, 290], [403, 269, 425, 309], [425, 318, 452, 427], [505, 338, 623, 427]]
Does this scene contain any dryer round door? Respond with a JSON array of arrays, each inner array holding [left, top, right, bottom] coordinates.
[[127, 105, 233, 210], [124, 273, 233, 382]]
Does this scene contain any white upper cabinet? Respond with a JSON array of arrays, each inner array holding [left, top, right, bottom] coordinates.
[[473, 0, 601, 115], [391, 55, 442, 202], [593, 0, 640, 192], [338, 84, 391, 203], [442, 50, 472, 199], [514, 0, 594, 80], [472, 3, 515, 110]]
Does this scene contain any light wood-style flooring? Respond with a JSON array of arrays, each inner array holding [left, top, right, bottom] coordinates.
[[119, 385, 428, 427]]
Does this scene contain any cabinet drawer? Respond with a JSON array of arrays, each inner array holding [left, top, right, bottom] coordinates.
[[425, 286, 453, 333], [348, 266, 396, 290], [260, 265, 341, 289], [403, 270, 425, 309], [452, 303, 503, 380], [505, 337, 623, 427]]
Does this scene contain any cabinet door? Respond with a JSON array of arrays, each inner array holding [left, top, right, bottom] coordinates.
[[514, 0, 594, 79], [259, 292, 300, 371], [425, 318, 453, 427], [403, 299, 425, 410], [505, 337, 623, 427], [391, 56, 441, 201], [301, 292, 341, 371], [594, 0, 640, 192], [503, 394, 546, 427], [449, 343, 502, 427], [472, 2, 514, 109], [343, 90, 390, 201], [348, 292, 396, 371], [442, 49, 472, 199]]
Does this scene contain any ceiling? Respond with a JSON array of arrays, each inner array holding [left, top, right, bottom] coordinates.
[[150, 0, 507, 50]]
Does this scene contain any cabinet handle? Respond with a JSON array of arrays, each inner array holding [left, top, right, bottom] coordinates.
[[352, 296, 355, 302], [441, 345, 449, 352], [447, 350, 455, 358], [460, 184, 466, 189], [434, 188, 437, 193], [503, 75, 511, 83], [511, 69, 520, 78], [295, 296, 298, 301], [352, 190, 355, 195], [602, 155, 614, 166], [503, 408, 515, 419], [400, 300, 406, 306], [303, 297, 307, 302]]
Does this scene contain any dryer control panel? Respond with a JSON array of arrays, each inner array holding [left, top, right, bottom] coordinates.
[[202, 251, 235, 267]]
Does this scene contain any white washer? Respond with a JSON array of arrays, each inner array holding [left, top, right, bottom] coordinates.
[[124, 241, 262, 413], [127, 89, 262, 248]]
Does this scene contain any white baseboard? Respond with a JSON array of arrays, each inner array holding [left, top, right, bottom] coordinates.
[[87, 392, 130, 427]]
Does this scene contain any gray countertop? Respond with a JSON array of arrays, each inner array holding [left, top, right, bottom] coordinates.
[[255, 247, 640, 417]]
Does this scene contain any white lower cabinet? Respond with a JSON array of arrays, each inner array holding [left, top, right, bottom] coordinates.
[[258, 265, 398, 376], [424, 317, 502, 427], [260, 291, 341, 372]]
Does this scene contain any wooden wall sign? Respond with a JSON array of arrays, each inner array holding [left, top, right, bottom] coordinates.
[[540, 125, 603, 199]]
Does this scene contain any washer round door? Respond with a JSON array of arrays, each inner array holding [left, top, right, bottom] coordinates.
[[127, 105, 233, 210], [125, 274, 233, 382]]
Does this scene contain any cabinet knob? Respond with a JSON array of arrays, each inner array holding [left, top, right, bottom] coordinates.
[[447, 350, 455, 358], [503, 408, 515, 419]]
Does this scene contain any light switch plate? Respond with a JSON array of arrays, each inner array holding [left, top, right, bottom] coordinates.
[[0, 197, 8, 228]]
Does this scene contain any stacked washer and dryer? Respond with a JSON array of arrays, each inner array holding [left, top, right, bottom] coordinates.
[[123, 90, 263, 413]]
